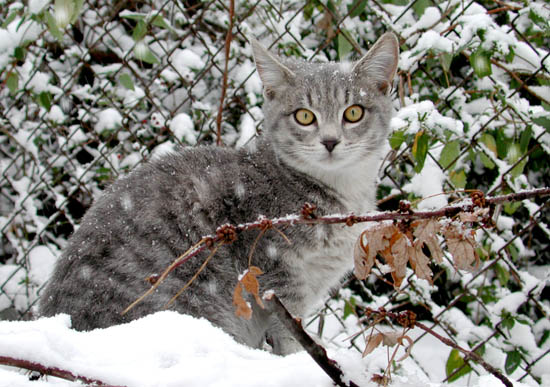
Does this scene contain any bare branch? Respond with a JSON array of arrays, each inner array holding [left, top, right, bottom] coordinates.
[[0, 356, 116, 386], [263, 292, 359, 387], [126, 187, 550, 311], [215, 0, 235, 146], [365, 308, 514, 387]]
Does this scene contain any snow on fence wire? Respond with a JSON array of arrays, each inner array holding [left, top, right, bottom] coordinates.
[[0, 0, 549, 385]]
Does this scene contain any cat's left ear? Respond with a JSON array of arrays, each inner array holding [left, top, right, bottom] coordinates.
[[352, 32, 399, 95], [250, 38, 296, 99]]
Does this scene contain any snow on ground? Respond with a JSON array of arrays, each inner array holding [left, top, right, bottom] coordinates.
[[0, 312, 540, 387]]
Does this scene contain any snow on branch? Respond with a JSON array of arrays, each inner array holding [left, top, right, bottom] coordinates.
[[124, 187, 550, 315]]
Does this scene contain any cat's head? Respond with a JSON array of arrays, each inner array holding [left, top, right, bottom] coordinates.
[[251, 33, 399, 180]]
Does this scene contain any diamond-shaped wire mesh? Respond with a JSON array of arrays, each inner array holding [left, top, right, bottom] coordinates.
[[1, 0, 548, 384]]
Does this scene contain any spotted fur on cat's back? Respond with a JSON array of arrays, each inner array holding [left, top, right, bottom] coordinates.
[[39, 33, 399, 355]]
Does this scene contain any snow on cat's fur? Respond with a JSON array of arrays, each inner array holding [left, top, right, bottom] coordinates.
[[40, 34, 399, 355]]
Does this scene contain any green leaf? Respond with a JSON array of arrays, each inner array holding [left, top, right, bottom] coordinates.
[[337, 30, 354, 60], [119, 73, 135, 91], [533, 116, 550, 132], [505, 46, 515, 63], [495, 263, 509, 286], [133, 19, 148, 41], [412, 0, 431, 17], [45, 11, 64, 41], [70, 0, 84, 24], [504, 201, 522, 215], [347, 0, 367, 18], [151, 14, 170, 29], [450, 169, 466, 189], [389, 130, 406, 150], [2, 11, 18, 28], [439, 140, 460, 169], [141, 49, 159, 65], [120, 11, 146, 21], [505, 350, 522, 375], [446, 349, 472, 382], [479, 152, 495, 169], [519, 126, 532, 153], [480, 133, 497, 155], [511, 158, 528, 178], [501, 310, 515, 330], [470, 48, 492, 78], [6, 72, 19, 95], [14, 46, 25, 61], [343, 297, 356, 320], [38, 91, 52, 111], [134, 42, 159, 64], [440, 52, 453, 73], [495, 130, 509, 159], [412, 130, 429, 173], [507, 143, 521, 164]]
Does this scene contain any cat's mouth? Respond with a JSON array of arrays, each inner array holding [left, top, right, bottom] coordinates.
[[318, 151, 348, 168]]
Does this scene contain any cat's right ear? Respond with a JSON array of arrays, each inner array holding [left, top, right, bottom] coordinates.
[[352, 32, 399, 95], [250, 38, 295, 99]]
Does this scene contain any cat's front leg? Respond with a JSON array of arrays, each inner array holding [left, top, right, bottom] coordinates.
[[266, 315, 303, 355]]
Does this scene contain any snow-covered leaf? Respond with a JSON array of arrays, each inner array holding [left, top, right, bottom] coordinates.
[[470, 48, 492, 78], [412, 219, 443, 263], [443, 224, 480, 271], [353, 224, 396, 280]]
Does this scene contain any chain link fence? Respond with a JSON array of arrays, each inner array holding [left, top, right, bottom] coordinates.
[[1, 0, 549, 384]]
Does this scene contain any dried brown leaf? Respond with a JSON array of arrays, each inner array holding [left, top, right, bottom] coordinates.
[[233, 266, 265, 319], [443, 224, 480, 271], [394, 335, 414, 362], [363, 332, 384, 357], [459, 207, 490, 223], [240, 266, 264, 308], [408, 243, 433, 283], [412, 219, 443, 263], [363, 331, 414, 362], [233, 282, 252, 319], [353, 224, 396, 280], [385, 231, 409, 288]]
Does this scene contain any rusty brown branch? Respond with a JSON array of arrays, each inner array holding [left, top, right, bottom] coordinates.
[[365, 308, 514, 387], [215, 0, 235, 146], [127, 187, 550, 312], [263, 292, 359, 387], [0, 356, 115, 386]]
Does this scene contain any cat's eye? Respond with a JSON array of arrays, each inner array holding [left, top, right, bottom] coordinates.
[[343, 105, 364, 123], [294, 109, 316, 126]]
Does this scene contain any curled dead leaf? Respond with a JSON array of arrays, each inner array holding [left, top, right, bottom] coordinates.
[[407, 243, 433, 284], [459, 207, 490, 223], [353, 223, 396, 280], [412, 219, 443, 263], [233, 266, 265, 319], [385, 231, 409, 288], [233, 282, 252, 319], [363, 330, 414, 361], [443, 224, 480, 271]]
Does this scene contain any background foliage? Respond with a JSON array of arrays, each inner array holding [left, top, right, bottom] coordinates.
[[0, 0, 549, 384]]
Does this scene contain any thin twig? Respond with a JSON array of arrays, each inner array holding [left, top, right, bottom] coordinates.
[[165, 241, 224, 307], [215, 0, 235, 146], [0, 356, 116, 386], [263, 292, 359, 387], [366, 308, 514, 387], [126, 187, 550, 312], [415, 321, 513, 387]]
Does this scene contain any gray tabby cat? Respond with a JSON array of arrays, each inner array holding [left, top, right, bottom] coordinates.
[[40, 33, 399, 355]]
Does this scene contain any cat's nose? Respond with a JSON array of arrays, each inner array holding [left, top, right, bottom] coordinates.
[[321, 138, 340, 153]]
